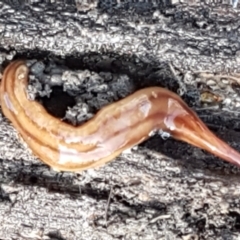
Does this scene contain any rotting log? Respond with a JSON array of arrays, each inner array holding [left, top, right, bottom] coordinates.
[[0, 1, 240, 239]]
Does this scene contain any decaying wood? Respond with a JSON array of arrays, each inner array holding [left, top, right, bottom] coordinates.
[[1, 0, 240, 239]]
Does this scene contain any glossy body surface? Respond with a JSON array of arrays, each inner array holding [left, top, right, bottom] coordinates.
[[1, 60, 240, 172]]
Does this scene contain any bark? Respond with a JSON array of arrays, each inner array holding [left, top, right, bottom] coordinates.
[[0, 0, 240, 239]]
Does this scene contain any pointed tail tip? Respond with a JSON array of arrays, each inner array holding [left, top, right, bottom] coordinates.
[[201, 136, 240, 169]]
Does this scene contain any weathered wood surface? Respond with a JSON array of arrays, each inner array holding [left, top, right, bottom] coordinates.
[[1, 0, 240, 239]]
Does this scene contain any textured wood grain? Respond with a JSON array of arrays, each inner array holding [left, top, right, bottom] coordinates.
[[0, 1, 240, 240]]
